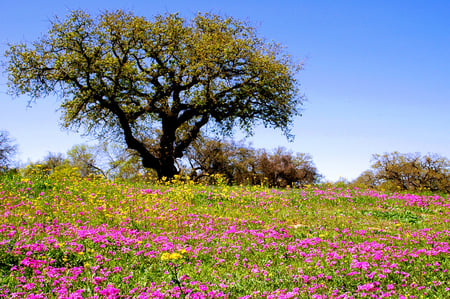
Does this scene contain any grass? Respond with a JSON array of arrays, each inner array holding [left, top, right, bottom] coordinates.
[[0, 172, 449, 298]]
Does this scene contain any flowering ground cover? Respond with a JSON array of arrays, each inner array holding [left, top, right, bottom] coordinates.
[[0, 174, 449, 298]]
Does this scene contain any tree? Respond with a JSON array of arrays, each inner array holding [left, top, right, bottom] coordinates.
[[351, 170, 377, 189], [363, 152, 450, 192], [5, 10, 303, 179], [21, 152, 65, 177], [186, 139, 320, 187], [255, 148, 320, 187], [185, 137, 257, 184], [67, 142, 152, 180], [0, 130, 18, 169], [41, 152, 66, 172], [66, 144, 106, 177]]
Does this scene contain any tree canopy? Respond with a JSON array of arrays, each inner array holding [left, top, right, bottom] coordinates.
[[5, 10, 303, 178], [352, 152, 450, 193], [185, 138, 320, 187]]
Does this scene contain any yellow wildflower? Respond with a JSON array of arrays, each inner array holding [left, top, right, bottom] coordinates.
[[161, 252, 171, 261], [169, 253, 182, 260], [161, 251, 184, 261]]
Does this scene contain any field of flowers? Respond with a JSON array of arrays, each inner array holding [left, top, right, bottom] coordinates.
[[0, 172, 449, 298]]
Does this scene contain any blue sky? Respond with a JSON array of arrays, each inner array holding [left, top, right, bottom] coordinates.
[[1, 0, 449, 181]]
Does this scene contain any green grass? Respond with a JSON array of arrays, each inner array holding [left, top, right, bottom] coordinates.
[[0, 173, 449, 298]]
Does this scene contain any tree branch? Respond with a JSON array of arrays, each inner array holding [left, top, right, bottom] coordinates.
[[96, 95, 160, 170], [174, 114, 209, 158]]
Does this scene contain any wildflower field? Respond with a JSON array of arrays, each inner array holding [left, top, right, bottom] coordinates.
[[0, 173, 449, 298]]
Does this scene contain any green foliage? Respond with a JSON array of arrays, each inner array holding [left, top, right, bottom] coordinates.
[[361, 209, 422, 224], [49, 164, 82, 181], [0, 245, 20, 275], [66, 144, 104, 177], [5, 10, 303, 179], [0, 167, 20, 186]]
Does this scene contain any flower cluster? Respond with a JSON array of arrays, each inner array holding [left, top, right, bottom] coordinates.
[[161, 249, 186, 261]]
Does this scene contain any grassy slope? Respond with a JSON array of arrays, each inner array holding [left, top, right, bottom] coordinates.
[[0, 173, 449, 298]]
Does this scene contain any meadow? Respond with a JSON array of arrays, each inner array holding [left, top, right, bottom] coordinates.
[[0, 171, 449, 298]]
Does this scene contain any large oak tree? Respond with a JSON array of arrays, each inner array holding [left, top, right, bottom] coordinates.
[[5, 10, 303, 178]]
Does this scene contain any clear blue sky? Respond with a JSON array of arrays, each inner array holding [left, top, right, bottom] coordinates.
[[1, 0, 449, 181]]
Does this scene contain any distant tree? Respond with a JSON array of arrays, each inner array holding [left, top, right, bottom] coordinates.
[[20, 152, 65, 177], [5, 10, 303, 179], [185, 137, 257, 184], [41, 152, 66, 172], [256, 148, 320, 187], [186, 139, 320, 187], [351, 170, 377, 189], [18, 142, 150, 180], [366, 152, 449, 192], [0, 130, 18, 170], [64, 142, 151, 180], [110, 152, 152, 181], [66, 144, 106, 177], [95, 142, 153, 181]]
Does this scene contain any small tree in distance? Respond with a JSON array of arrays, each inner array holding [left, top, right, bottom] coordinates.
[[353, 152, 450, 193], [185, 137, 320, 187], [66, 144, 106, 177], [185, 137, 258, 184], [257, 148, 321, 188], [65, 142, 152, 180], [5, 10, 303, 179], [0, 130, 18, 170]]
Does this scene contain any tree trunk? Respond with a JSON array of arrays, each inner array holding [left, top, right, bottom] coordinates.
[[156, 115, 179, 179], [157, 157, 179, 179]]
